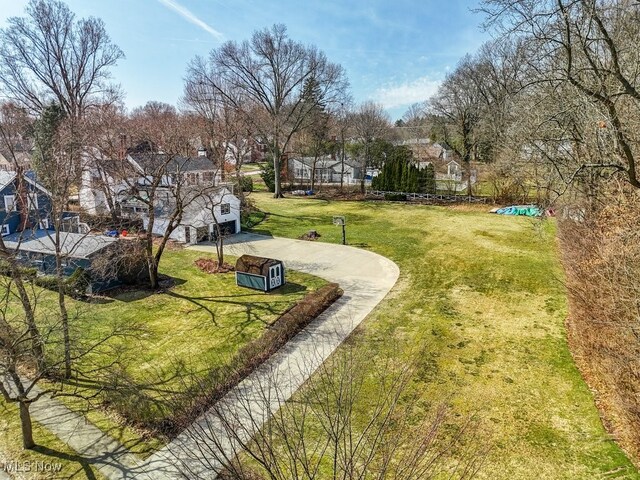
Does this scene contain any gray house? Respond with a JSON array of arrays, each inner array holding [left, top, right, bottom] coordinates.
[[288, 155, 363, 185]]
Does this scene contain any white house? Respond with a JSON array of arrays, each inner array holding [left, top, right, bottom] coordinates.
[[80, 147, 241, 244], [143, 185, 240, 245]]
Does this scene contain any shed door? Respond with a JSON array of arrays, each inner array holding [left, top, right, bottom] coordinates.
[[269, 264, 282, 289]]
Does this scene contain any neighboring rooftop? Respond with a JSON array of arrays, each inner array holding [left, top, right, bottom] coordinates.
[[128, 153, 217, 173], [3, 229, 117, 258]]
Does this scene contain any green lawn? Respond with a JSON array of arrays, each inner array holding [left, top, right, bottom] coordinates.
[[247, 192, 639, 480], [0, 400, 106, 479], [3, 248, 326, 463]]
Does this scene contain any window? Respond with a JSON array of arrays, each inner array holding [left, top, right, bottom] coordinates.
[[1, 224, 9, 236], [39, 219, 49, 230], [4, 195, 15, 212], [220, 203, 231, 215]]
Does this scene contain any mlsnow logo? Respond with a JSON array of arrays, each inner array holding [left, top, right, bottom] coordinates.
[[3, 461, 63, 472]]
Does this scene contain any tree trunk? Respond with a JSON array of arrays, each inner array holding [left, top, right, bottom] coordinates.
[[55, 231, 72, 379], [217, 236, 224, 266], [340, 134, 345, 191], [311, 155, 318, 191], [12, 268, 45, 374], [19, 402, 35, 449], [58, 286, 71, 378], [148, 255, 159, 289]]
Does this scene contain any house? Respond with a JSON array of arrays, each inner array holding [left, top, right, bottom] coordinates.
[[288, 155, 363, 185], [222, 138, 267, 167], [1, 170, 120, 292], [79, 148, 223, 216], [3, 228, 119, 292], [143, 184, 240, 245], [80, 145, 241, 244], [0, 143, 33, 172], [0, 170, 52, 236], [408, 142, 478, 193]]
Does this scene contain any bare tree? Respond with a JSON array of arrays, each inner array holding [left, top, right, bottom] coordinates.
[[174, 344, 488, 479], [0, 0, 124, 118], [119, 102, 225, 288], [186, 24, 349, 198], [481, 0, 640, 192], [350, 101, 392, 193]]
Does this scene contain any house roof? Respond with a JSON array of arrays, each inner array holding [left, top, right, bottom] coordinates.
[[0, 170, 51, 196], [3, 229, 117, 259], [0, 171, 17, 191], [128, 153, 217, 173]]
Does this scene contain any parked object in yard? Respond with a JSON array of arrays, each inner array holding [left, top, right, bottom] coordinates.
[[235, 254, 285, 292], [300, 230, 321, 241], [494, 205, 542, 217]]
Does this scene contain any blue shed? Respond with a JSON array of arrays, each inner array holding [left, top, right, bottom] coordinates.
[[235, 255, 285, 292]]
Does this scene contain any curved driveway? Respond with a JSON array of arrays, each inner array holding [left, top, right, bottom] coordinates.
[[138, 233, 400, 479]]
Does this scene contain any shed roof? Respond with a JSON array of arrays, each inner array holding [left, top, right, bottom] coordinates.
[[235, 254, 282, 276], [3, 229, 117, 259]]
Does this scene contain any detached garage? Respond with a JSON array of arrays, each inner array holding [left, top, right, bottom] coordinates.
[[235, 255, 286, 292], [143, 186, 241, 245]]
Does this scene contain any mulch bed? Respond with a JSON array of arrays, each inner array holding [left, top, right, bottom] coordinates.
[[194, 258, 235, 274]]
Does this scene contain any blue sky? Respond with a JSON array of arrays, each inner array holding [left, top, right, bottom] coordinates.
[[0, 0, 489, 121]]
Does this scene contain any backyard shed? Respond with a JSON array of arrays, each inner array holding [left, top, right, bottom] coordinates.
[[235, 254, 285, 292]]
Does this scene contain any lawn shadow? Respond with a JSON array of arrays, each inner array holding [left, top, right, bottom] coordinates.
[[107, 277, 187, 303], [348, 242, 371, 249], [269, 281, 307, 294], [32, 445, 98, 479]]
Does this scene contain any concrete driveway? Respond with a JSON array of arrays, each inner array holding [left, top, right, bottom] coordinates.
[[138, 233, 399, 479]]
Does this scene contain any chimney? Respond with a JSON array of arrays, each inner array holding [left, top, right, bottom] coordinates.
[[197, 147, 207, 157]]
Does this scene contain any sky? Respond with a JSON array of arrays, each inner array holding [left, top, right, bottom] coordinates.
[[0, 0, 490, 121]]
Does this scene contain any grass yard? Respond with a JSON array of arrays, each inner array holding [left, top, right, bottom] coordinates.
[[0, 400, 106, 480], [248, 192, 639, 480], [2, 247, 326, 465]]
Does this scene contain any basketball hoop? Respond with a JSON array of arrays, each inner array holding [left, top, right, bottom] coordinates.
[[332, 216, 347, 245]]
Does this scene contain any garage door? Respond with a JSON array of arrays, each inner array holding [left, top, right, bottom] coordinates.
[[197, 221, 237, 243], [211, 220, 237, 238]]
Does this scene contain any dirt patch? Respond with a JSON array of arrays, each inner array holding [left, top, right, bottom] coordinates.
[[299, 230, 322, 241], [194, 258, 235, 274]]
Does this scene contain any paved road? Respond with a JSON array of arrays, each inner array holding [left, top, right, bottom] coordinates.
[[138, 233, 400, 479]]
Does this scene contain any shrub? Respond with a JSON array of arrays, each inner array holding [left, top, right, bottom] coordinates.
[[238, 175, 254, 193], [384, 193, 407, 201], [560, 192, 640, 460], [260, 160, 276, 193]]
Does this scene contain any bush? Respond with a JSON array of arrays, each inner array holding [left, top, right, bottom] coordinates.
[[384, 193, 407, 201], [560, 193, 640, 460], [238, 175, 254, 193], [260, 160, 276, 193], [33, 268, 89, 296]]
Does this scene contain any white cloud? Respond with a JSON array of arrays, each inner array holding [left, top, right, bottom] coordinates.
[[157, 0, 223, 41], [373, 76, 441, 109]]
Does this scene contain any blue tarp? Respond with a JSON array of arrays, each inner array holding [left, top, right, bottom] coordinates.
[[495, 205, 542, 217]]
